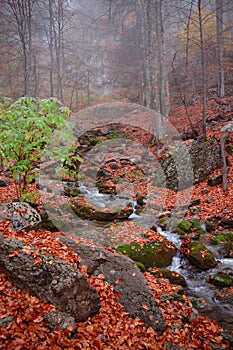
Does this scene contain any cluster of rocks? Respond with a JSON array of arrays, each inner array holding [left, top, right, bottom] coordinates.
[[0, 231, 166, 333], [0, 126, 232, 337], [0, 197, 233, 336]]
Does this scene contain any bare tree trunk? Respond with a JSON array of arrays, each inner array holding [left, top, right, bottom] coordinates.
[[6, 0, 35, 96], [155, 0, 169, 117], [22, 38, 28, 96], [49, 0, 54, 97], [57, 0, 64, 102], [27, 0, 33, 96], [140, 0, 170, 116], [198, 0, 207, 135], [216, 0, 225, 98], [33, 55, 38, 97], [220, 129, 230, 192]]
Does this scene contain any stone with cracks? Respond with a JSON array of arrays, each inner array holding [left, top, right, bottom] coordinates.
[[0, 234, 100, 322], [0, 178, 11, 187], [0, 202, 41, 231], [59, 236, 166, 333], [43, 311, 78, 333], [158, 137, 222, 192]]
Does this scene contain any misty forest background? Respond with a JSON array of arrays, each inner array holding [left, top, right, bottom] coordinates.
[[0, 0, 233, 115]]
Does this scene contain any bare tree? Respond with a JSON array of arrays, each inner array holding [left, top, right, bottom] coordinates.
[[46, 0, 68, 101], [198, 0, 207, 135], [140, 0, 170, 116], [2, 0, 36, 96], [216, 0, 224, 97]]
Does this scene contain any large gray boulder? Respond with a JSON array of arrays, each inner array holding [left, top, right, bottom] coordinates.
[[159, 137, 222, 191], [59, 236, 166, 333], [0, 234, 100, 322]]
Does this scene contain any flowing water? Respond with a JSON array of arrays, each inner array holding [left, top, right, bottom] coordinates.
[[156, 227, 233, 329], [60, 183, 233, 328]]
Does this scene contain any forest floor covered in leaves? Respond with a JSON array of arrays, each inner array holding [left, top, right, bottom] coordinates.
[[0, 97, 233, 349]]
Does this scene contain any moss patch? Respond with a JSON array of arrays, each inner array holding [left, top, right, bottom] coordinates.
[[175, 220, 192, 235], [115, 241, 176, 269], [210, 232, 233, 244], [191, 218, 201, 230], [209, 272, 233, 287], [187, 241, 217, 270]]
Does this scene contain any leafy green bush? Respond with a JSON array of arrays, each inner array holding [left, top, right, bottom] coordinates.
[[0, 96, 74, 201]]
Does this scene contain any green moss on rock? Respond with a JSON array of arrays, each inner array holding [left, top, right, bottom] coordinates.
[[210, 232, 233, 245], [135, 261, 146, 272], [115, 241, 176, 269], [175, 220, 192, 235], [187, 241, 217, 270], [191, 218, 202, 230], [209, 272, 233, 287]]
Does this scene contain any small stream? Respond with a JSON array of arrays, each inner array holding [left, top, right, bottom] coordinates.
[[154, 226, 233, 328], [58, 182, 233, 328]]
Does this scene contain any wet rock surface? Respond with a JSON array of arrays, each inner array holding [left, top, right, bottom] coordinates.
[[70, 196, 133, 221]]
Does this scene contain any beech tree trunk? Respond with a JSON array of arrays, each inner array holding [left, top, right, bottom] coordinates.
[[48, 0, 55, 97], [216, 0, 225, 98], [220, 129, 230, 192], [140, 0, 170, 117], [198, 0, 207, 135]]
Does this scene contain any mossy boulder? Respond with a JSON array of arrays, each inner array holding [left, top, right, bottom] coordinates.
[[208, 272, 233, 287], [175, 219, 192, 235], [115, 241, 177, 269], [40, 210, 59, 232], [191, 218, 202, 230], [71, 197, 133, 221], [210, 232, 233, 245], [211, 231, 233, 256], [187, 241, 218, 270], [150, 269, 187, 287]]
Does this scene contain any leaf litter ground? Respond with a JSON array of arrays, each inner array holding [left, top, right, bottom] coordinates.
[[0, 98, 233, 349]]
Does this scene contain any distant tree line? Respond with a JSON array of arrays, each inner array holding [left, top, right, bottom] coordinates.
[[0, 0, 232, 116]]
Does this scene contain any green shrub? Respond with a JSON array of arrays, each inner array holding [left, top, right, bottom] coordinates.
[[0, 96, 76, 201]]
